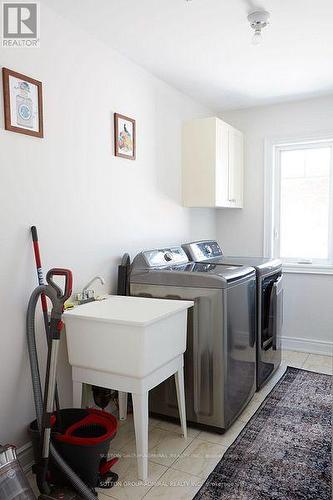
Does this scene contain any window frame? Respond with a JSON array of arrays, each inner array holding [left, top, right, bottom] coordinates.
[[264, 132, 333, 275]]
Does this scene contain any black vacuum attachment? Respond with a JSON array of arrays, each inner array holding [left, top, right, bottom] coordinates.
[[91, 386, 116, 410]]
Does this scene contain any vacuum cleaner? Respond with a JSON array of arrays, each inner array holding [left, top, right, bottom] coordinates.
[[26, 268, 118, 499], [0, 444, 36, 499]]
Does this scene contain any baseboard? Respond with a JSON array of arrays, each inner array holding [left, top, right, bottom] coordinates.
[[281, 336, 333, 356], [17, 442, 34, 473]]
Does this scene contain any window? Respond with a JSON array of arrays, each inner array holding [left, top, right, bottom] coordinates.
[[265, 136, 333, 272]]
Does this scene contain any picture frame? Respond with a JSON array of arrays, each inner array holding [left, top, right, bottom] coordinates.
[[2, 67, 44, 138], [114, 113, 136, 160]]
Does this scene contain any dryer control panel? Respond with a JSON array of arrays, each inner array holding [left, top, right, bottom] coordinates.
[[183, 240, 223, 261]]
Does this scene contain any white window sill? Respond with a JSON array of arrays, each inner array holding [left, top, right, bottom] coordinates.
[[283, 264, 333, 275]]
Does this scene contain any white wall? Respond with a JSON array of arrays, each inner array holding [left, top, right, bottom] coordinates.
[[0, 4, 216, 447], [217, 96, 333, 354]]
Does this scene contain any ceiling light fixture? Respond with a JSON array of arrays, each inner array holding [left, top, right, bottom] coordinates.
[[247, 10, 270, 45]]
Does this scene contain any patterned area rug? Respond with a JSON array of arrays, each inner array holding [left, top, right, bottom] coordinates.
[[194, 367, 332, 500]]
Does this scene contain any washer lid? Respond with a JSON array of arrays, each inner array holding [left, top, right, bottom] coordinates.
[[183, 241, 282, 276], [201, 256, 282, 277], [130, 247, 255, 289]]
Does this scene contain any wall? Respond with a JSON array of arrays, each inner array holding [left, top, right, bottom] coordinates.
[[217, 96, 333, 354], [0, 4, 216, 447]]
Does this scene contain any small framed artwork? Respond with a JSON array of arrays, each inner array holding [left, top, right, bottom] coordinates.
[[114, 113, 136, 160], [2, 67, 44, 138]]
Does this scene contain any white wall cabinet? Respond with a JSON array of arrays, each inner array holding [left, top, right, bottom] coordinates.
[[182, 117, 244, 208]]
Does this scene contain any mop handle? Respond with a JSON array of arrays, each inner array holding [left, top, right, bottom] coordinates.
[[31, 226, 49, 328]]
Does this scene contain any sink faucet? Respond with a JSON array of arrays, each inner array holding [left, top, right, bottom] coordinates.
[[76, 276, 105, 304], [83, 275, 105, 292]]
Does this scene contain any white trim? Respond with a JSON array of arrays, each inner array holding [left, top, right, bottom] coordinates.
[[329, 142, 333, 263], [283, 264, 333, 275], [265, 130, 333, 147], [264, 132, 333, 267], [263, 138, 274, 257], [281, 336, 333, 356]]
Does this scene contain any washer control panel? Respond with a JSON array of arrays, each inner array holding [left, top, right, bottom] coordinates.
[[143, 247, 189, 267]]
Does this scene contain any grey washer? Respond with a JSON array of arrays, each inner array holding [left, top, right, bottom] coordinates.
[[182, 240, 283, 390], [130, 246, 257, 433]]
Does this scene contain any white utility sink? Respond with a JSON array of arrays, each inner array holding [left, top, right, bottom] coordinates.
[[63, 294, 193, 481], [63, 295, 193, 378]]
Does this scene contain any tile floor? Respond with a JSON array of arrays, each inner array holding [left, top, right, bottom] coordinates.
[[27, 351, 332, 500]]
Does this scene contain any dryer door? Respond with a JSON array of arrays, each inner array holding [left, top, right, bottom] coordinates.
[[271, 275, 283, 351], [257, 273, 283, 389], [263, 274, 283, 352]]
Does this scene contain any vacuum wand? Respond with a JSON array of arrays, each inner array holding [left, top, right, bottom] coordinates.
[[31, 227, 50, 335], [40, 269, 73, 494]]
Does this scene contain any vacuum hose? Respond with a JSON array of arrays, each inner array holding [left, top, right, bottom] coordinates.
[[27, 284, 97, 500]]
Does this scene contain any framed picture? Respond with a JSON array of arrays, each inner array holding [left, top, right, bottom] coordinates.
[[114, 113, 136, 160], [2, 67, 44, 138]]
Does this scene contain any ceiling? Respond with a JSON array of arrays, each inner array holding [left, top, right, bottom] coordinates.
[[44, 0, 333, 111]]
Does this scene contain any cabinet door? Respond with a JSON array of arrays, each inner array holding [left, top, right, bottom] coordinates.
[[228, 127, 244, 208], [215, 120, 230, 207], [182, 118, 217, 207]]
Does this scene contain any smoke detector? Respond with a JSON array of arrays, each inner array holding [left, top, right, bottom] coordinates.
[[247, 10, 270, 45]]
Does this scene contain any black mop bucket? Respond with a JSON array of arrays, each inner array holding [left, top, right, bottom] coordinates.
[[29, 409, 118, 489]]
